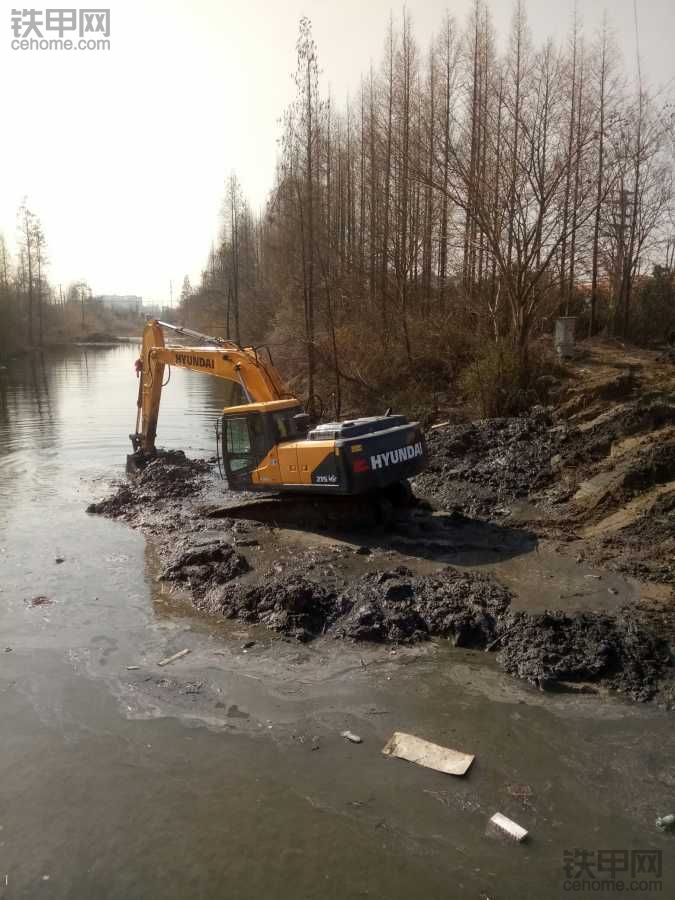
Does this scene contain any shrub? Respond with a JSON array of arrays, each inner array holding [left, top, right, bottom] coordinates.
[[459, 337, 565, 418]]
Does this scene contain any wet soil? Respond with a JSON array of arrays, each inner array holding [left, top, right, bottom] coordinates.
[[87, 345, 675, 705], [415, 410, 559, 518], [418, 344, 675, 590], [13, 340, 675, 898]]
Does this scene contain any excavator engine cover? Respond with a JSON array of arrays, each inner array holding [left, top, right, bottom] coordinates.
[[307, 416, 427, 494]]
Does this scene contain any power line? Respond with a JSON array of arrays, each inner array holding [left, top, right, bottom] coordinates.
[[633, 0, 643, 95]]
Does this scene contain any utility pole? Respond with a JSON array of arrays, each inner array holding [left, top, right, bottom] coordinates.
[[613, 188, 634, 336]]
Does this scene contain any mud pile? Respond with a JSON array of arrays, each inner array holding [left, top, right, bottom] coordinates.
[[548, 399, 675, 585], [192, 556, 671, 700], [415, 410, 560, 516], [199, 574, 342, 641], [417, 398, 675, 520], [87, 453, 210, 519], [558, 399, 675, 469], [335, 566, 511, 645], [416, 382, 675, 589], [497, 609, 669, 701], [195, 564, 513, 645], [620, 491, 675, 546], [160, 537, 250, 593]]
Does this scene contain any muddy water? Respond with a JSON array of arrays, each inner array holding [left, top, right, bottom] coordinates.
[[1, 346, 674, 900]]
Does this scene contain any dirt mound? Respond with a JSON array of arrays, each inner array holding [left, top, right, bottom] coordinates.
[[134, 454, 211, 499], [335, 566, 511, 645], [87, 454, 211, 518], [196, 565, 513, 646], [622, 441, 675, 495], [416, 410, 559, 516], [87, 485, 136, 518], [199, 574, 342, 642], [556, 366, 638, 419], [557, 399, 675, 469], [417, 397, 675, 523], [160, 538, 250, 595], [622, 491, 675, 542], [413, 382, 675, 593], [191, 560, 671, 701], [592, 486, 675, 587], [497, 609, 670, 702]]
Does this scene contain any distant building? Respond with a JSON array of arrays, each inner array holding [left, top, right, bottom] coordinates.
[[95, 295, 142, 314], [141, 304, 176, 321]]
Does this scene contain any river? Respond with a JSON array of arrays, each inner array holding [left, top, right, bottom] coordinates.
[[0, 345, 673, 899]]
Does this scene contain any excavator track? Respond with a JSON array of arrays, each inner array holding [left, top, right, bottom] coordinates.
[[200, 483, 415, 531]]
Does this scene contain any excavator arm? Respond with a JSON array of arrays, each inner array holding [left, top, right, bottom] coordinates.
[[132, 319, 295, 454]]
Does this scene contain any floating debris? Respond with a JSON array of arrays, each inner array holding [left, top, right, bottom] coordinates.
[[656, 813, 675, 832], [488, 812, 528, 842], [157, 648, 190, 667], [382, 732, 474, 776]]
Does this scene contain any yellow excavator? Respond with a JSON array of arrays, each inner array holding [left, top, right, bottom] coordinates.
[[130, 320, 427, 512]]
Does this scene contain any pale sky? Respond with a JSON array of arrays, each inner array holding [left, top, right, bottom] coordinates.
[[1, 0, 672, 306]]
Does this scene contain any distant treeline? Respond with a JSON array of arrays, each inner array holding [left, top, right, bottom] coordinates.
[[0, 206, 143, 357], [182, 2, 674, 417]]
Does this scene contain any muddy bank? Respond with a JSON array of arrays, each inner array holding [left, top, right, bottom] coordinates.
[[414, 410, 559, 518], [415, 348, 675, 595], [87, 448, 673, 702], [170, 540, 670, 701], [84, 343, 675, 703], [496, 609, 669, 702], [87, 451, 211, 519]]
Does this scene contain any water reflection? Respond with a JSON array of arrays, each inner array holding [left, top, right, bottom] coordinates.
[[0, 344, 238, 512]]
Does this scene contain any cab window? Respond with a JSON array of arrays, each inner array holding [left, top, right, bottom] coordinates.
[[274, 413, 291, 441], [225, 417, 253, 472]]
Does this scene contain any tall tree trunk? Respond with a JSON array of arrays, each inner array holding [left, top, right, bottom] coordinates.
[[590, 21, 608, 336], [560, 11, 578, 310], [399, 13, 412, 362], [567, 47, 585, 310], [368, 67, 378, 306], [438, 15, 453, 308], [380, 19, 394, 342]]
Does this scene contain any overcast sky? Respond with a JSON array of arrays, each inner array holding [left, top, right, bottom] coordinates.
[[1, 0, 673, 305]]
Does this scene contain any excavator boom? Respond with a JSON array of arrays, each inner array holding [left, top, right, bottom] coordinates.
[[132, 319, 293, 454]]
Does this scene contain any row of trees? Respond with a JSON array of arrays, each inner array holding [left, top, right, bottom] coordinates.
[[183, 3, 675, 416], [1, 204, 49, 354], [0, 203, 142, 357]]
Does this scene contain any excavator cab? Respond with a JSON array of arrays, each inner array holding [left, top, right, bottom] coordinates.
[[220, 399, 305, 491]]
